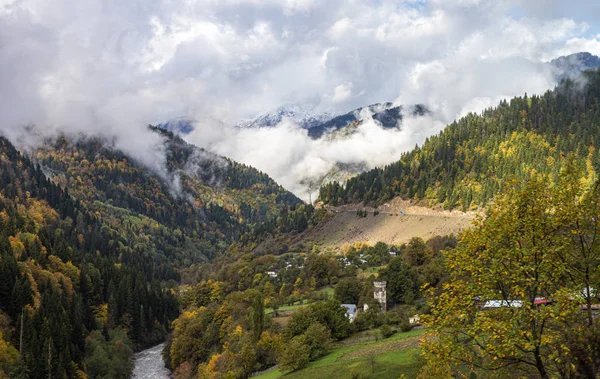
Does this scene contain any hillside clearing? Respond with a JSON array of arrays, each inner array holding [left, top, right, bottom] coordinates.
[[252, 329, 425, 379], [295, 198, 475, 251]]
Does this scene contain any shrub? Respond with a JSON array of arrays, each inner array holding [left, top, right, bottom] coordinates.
[[303, 322, 332, 360], [278, 336, 310, 372], [379, 324, 394, 339], [385, 310, 411, 332]]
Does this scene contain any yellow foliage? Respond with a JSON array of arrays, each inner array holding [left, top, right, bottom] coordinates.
[[423, 172, 592, 378], [47, 255, 81, 284], [206, 351, 237, 378], [19, 260, 57, 308], [94, 303, 109, 326], [232, 325, 243, 337], [206, 353, 222, 373], [182, 309, 199, 320], [0, 210, 7, 224], [8, 236, 25, 259], [196, 363, 214, 379], [0, 332, 19, 377], [19, 198, 58, 230]]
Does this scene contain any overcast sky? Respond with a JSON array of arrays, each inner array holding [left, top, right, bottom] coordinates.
[[2, 0, 600, 199]]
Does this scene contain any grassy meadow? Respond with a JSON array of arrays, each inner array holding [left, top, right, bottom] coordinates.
[[253, 329, 425, 379]]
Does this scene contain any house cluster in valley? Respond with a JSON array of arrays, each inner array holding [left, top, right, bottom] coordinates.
[[475, 287, 600, 316]]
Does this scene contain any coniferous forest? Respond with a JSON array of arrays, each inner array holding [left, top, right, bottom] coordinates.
[[0, 129, 314, 378], [319, 70, 600, 210]]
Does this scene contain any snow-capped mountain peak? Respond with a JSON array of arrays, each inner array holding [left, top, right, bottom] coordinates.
[[235, 104, 336, 130]]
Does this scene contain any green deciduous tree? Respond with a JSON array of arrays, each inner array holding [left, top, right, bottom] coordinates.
[[303, 322, 332, 360], [334, 277, 363, 304], [285, 300, 350, 341], [278, 336, 310, 372], [379, 324, 394, 339], [378, 258, 420, 304], [85, 328, 133, 379]]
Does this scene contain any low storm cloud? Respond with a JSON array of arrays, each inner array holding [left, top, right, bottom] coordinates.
[[2, 0, 600, 199]]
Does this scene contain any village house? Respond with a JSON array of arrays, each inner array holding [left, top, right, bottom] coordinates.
[[409, 314, 421, 326], [341, 304, 357, 322]]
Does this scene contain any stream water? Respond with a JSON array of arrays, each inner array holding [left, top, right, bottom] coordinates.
[[131, 343, 172, 379]]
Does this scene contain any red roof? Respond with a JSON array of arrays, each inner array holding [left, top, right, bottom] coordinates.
[[534, 298, 551, 305]]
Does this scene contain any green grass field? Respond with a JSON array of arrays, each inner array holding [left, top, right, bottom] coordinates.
[[253, 329, 425, 379], [357, 266, 384, 279], [264, 300, 309, 315], [316, 286, 335, 298], [264, 303, 304, 314], [265, 287, 335, 315]]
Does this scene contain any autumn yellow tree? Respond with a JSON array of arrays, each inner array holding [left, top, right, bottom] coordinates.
[[421, 170, 599, 379]]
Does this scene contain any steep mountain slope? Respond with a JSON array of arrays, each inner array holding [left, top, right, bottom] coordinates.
[[550, 52, 600, 81], [0, 128, 308, 378], [307, 103, 428, 139], [288, 200, 473, 252], [236, 104, 335, 130], [32, 128, 304, 263], [0, 136, 179, 378], [320, 69, 600, 211]]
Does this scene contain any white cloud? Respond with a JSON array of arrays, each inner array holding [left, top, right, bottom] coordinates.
[[331, 83, 353, 103], [556, 36, 600, 58], [1, 0, 600, 200], [328, 18, 351, 40], [186, 114, 446, 200]]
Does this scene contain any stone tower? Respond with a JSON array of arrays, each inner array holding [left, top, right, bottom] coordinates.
[[373, 280, 387, 312]]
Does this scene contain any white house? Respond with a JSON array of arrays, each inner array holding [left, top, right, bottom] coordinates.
[[483, 300, 523, 309], [409, 314, 421, 325], [341, 304, 357, 322], [267, 271, 278, 278]]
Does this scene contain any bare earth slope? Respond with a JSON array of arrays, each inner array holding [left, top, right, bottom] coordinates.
[[298, 198, 475, 250]]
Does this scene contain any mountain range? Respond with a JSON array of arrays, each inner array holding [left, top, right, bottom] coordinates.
[[158, 52, 600, 139], [156, 102, 429, 140], [236, 103, 335, 130], [320, 68, 600, 211], [549, 51, 600, 81], [155, 52, 600, 199]]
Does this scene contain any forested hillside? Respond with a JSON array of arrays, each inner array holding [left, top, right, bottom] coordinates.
[[319, 69, 600, 210], [0, 128, 312, 378], [33, 128, 305, 265], [307, 103, 428, 139], [0, 136, 180, 378]]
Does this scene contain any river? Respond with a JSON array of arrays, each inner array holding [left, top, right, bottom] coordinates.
[[131, 343, 172, 379]]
